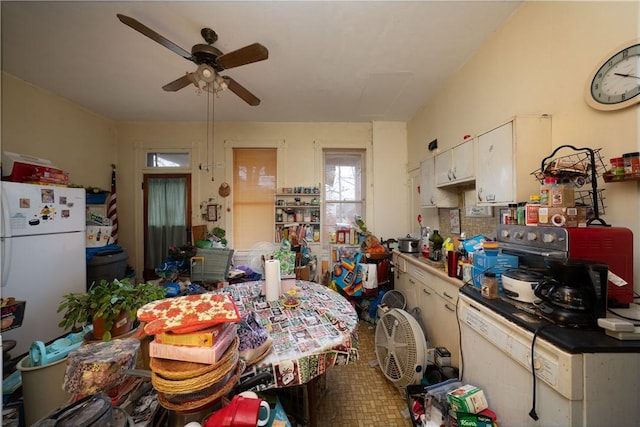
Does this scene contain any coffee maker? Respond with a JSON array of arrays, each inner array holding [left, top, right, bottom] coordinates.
[[534, 259, 608, 327]]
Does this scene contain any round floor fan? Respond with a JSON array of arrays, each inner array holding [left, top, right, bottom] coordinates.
[[375, 308, 427, 390]]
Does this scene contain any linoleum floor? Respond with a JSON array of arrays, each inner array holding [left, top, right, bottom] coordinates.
[[315, 320, 413, 427]]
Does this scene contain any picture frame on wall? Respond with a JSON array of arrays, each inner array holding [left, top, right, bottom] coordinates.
[[450, 209, 461, 234]]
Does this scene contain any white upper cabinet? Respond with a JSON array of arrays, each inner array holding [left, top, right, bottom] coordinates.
[[435, 138, 475, 187], [420, 157, 457, 208], [475, 115, 551, 205]]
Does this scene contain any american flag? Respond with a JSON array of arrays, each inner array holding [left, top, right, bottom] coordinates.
[[108, 165, 118, 244]]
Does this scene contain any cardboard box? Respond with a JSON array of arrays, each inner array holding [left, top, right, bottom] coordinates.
[[295, 266, 310, 281], [149, 324, 237, 364], [446, 384, 488, 414], [1, 300, 26, 332], [537, 206, 588, 228], [455, 412, 494, 427]]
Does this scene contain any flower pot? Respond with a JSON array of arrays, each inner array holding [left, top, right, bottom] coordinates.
[[92, 311, 133, 340]]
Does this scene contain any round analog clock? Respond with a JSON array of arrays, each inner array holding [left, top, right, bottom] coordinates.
[[585, 39, 640, 111]]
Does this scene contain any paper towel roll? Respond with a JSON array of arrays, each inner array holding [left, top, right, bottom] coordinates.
[[265, 259, 281, 301]]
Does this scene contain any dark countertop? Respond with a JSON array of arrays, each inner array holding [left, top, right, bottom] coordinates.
[[460, 285, 640, 354]]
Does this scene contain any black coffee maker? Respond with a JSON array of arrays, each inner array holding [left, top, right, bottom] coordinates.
[[534, 259, 608, 326]]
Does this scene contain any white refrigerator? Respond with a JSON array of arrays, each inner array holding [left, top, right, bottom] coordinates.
[[1, 181, 86, 356]]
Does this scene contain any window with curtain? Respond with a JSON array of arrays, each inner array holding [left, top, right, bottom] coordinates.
[[145, 176, 188, 270], [233, 148, 277, 249], [323, 149, 365, 248]]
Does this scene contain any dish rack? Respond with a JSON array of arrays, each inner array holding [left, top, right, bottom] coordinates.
[[531, 145, 608, 225]]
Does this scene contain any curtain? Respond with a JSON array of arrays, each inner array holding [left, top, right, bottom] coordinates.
[[233, 148, 277, 249], [145, 177, 187, 270]]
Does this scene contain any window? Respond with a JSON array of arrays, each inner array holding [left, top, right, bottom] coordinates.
[[323, 150, 365, 247], [146, 152, 190, 168], [233, 148, 277, 249]]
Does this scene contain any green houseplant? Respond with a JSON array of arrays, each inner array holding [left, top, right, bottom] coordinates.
[[57, 278, 166, 341]]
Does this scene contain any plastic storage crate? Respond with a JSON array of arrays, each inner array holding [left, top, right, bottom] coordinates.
[[190, 247, 234, 284]]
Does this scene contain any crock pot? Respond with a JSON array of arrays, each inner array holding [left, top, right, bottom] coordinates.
[[501, 269, 546, 303], [398, 237, 420, 253]]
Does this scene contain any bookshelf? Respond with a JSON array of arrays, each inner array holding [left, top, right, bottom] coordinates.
[[274, 189, 322, 247]]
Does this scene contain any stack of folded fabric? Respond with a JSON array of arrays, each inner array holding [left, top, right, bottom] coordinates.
[[136, 294, 242, 412]]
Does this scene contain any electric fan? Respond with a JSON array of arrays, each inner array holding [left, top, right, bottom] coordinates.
[[375, 308, 428, 391]]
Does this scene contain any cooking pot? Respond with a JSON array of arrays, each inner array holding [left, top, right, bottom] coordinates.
[[501, 269, 546, 303], [398, 237, 420, 253]]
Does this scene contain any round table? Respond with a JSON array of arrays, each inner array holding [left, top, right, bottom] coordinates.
[[217, 279, 359, 389]]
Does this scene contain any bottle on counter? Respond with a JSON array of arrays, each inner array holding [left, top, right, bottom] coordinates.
[[421, 226, 431, 259], [429, 230, 443, 261], [539, 177, 556, 206]]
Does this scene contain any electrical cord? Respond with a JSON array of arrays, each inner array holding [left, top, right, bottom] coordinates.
[[529, 324, 553, 421]]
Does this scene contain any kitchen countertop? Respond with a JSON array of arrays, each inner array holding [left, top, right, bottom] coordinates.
[[394, 251, 640, 353], [460, 285, 640, 354]]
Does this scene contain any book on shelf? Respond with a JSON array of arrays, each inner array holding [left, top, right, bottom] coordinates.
[[155, 322, 234, 347]]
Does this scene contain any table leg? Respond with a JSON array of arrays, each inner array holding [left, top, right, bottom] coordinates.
[[307, 376, 318, 427]]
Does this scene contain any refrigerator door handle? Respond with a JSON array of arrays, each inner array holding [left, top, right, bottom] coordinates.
[[1, 237, 11, 287]]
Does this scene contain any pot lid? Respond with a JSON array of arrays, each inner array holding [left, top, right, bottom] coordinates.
[[503, 268, 546, 282]]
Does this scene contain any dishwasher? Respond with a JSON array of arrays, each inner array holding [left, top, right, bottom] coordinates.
[[458, 292, 640, 427]]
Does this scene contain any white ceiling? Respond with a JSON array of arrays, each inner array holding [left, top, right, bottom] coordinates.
[[1, 1, 522, 123]]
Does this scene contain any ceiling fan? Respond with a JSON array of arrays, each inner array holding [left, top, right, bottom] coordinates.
[[117, 14, 268, 106]]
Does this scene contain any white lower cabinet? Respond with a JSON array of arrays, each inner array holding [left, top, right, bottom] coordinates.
[[393, 253, 461, 369]]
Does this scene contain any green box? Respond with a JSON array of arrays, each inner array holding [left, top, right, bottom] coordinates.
[[446, 384, 488, 414]]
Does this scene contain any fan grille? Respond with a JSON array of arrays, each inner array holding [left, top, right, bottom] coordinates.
[[374, 308, 426, 389], [380, 290, 406, 310]]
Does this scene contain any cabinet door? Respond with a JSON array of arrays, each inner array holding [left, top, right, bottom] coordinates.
[[476, 121, 514, 204], [435, 150, 453, 186], [420, 158, 436, 207], [418, 282, 439, 347], [420, 158, 457, 208], [451, 139, 475, 183], [433, 293, 460, 368]]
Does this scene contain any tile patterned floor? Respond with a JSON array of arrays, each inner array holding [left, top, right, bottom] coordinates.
[[315, 320, 413, 427]]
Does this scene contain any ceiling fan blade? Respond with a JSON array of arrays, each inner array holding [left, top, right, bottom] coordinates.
[[217, 43, 269, 70], [117, 14, 193, 61], [223, 76, 261, 106], [162, 74, 194, 92]]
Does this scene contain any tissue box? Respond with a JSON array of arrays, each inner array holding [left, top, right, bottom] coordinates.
[[455, 412, 494, 427], [446, 384, 488, 414]]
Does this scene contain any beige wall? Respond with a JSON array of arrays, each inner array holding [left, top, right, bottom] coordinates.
[[408, 2, 640, 289], [115, 120, 408, 275], [1, 72, 409, 280], [1, 73, 117, 188]]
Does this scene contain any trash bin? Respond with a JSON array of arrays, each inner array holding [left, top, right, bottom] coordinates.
[[17, 355, 73, 426], [87, 249, 128, 289]]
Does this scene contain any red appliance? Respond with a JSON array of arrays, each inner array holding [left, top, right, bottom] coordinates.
[[566, 227, 634, 307]]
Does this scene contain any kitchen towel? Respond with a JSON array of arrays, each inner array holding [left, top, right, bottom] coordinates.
[[264, 259, 281, 301]]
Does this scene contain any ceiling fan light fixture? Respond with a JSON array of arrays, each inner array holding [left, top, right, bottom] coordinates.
[[197, 64, 216, 83]]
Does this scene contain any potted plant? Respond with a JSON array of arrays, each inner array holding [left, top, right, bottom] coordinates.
[[57, 278, 166, 341]]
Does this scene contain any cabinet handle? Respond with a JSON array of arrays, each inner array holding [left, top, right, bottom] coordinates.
[[444, 303, 455, 312], [409, 278, 416, 285], [447, 170, 453, 181], [443, 291, 454, 300], [422, 288, 432, 295]]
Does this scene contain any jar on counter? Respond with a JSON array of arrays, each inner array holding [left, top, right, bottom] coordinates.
[[539, 177, 556, 206], [481, 272, 499, 299]]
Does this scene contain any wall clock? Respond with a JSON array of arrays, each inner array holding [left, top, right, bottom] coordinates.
[[585, 39, 640, 111]]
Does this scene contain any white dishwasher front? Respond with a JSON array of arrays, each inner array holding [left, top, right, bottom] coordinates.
[[458, 293, 640, 427]]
